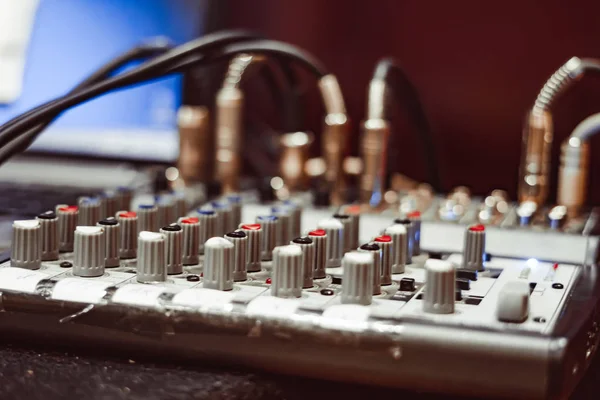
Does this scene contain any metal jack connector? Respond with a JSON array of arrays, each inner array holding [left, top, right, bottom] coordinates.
[[359, 118, 390, 207], [279, 131, 313, 192], [177, 106, 211, 185], [558, 138, 590, 214], [215, 87, 243, 194]]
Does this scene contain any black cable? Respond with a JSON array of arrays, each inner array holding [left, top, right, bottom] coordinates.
[[372, 58, 441, 191], [0, 38, 175, 160], [0, 37, 328, 157]]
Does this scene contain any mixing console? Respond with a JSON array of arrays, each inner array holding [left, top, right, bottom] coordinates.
[[0, 188, 599, 400]]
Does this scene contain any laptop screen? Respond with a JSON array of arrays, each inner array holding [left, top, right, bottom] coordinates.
[[0, 0, 204, 162]]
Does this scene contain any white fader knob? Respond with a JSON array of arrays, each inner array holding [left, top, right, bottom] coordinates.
[[11, 220, 42, 270], [341, 251, 374, 306], [73, 226, 105, 277], [423, 259, 456, 314], [203, 237, 234, 291], [36, 211, 59, 261], [385, 224, 408, 274], [496, 281, 530, 323], [271, 244, 303, 298], [463, 224, 486, 271], [137, 231, 167, 283], [317, 218, 344, 268]]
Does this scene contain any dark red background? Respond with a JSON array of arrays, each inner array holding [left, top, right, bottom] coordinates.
[[222, 0, 600, 204]]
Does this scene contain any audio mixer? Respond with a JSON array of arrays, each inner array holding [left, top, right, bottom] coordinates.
[[0, 187, 598, 400]]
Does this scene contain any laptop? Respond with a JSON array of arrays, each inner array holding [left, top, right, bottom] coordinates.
[[0, 0, 204, 249]]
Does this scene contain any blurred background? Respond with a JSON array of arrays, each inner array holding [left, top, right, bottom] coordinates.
[[1, 0, 600, 205]]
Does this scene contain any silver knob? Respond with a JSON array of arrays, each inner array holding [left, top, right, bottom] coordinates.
[[209, 201, 232, 237], [203, 237, 234, 291], [308, 229, 327, 279], [225, 230, 248, 281], [97, 217, 120, 268], [57, 205, 78, 252], [271, 244, 303, 298], [160, 224, 183, 275], [117, 211, 138, 259], [358, 243, 382, 295], [393, 218, 414, 262], [342, 206, 361, 250], [77, 197, 101, 226], [317, 218, 344, 268], [291, 236, 315, 289], [374, 235, 393, 285], [283, 199, 302, 239], [137, 231, 167, 283], [173, 191, 188, 220], [156, 194, 176, 228], [385, 224, 408, 273], [196, 209, 217, 254], [179, 217, 200, 265], [73, 226, 105, 277], [271, 205, 292, 246], [407, 211, 422, 256], [463, 224, 486, 272], [116, 186, 133, 211], [100, 190, 119, 220], [11, 220, 42, 270], [136, 204, 159, 233], [423, 259, 456, 314], [226, 194, 243, 231], [256, 215, 277, 261], [239, 223, 262, 272], [341, 251, 374, 305], [36, 211, 59, 261], [333, 213, 353, 253]]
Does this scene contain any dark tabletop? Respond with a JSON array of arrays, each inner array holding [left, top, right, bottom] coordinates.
[[0, 339, 597, 400]]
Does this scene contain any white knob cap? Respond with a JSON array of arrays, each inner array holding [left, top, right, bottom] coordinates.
[[179, 217, 200, 265], [57, 205, 78, 252], [423, 259, 456, 314], [203, 237, 234, 291], [36, 210, 59, 261], [384, 224, 408, 274], [239, 223, 262, 272], [117, 211, 138, 259], [73, 226, 105, 277], [317, 218, 344, 267], [496, 281, 530, 323], [341, 251, 374, 305], [463, 224, 486, 271], [137, 231, 166, 283], [97, 217, 120, 267], [11, 219, 42, 270], [271, 244, 303, 298], [160, 224, 183, 275]]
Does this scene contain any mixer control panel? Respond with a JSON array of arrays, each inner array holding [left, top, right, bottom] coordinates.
[[0, 190, 598, 400]]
